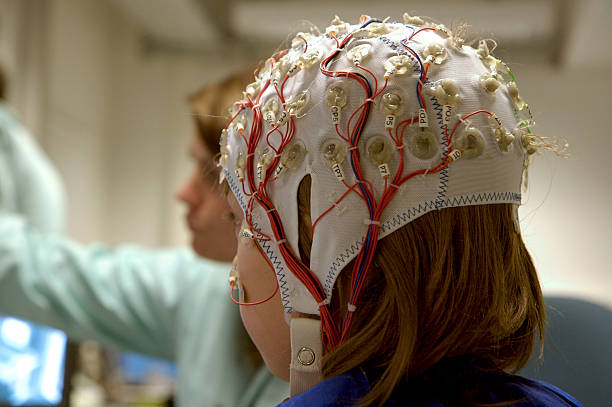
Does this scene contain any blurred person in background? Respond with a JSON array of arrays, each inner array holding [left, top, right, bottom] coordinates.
[[0, 61, 288, 406]]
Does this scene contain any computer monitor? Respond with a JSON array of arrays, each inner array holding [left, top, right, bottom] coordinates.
[[0, 316, 68, 406], [120, 351, 176, 385]]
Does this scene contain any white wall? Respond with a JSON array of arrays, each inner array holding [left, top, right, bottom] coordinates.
[[516, 63, 612, 309], [8, 0, 252, 246], [41, 0, 117, 242], [0, 0, 49, 138], [507, 0, 612, 308]]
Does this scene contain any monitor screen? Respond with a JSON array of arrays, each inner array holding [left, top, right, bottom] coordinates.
[[0, 316, 67, 405], [120, 352, 176, 383]]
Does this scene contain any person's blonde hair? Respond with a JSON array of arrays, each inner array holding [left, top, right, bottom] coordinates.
[[188, 69, 254, 156], [297, 176, 545, 406]]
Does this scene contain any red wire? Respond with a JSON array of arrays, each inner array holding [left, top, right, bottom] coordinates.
[[417, 62, 430, 108], [345, 101, 368, 145], [330, 33, 340, 49], [373, 78, 389, 99], [311, 182, 364, 234], [240, 179, 252, 197], [448, 109, 493, 140], [225, 106, 245, 131], [357, 64, 378, 93], [230, 243, 280, 306], [297, 34, 308, 53], [334, 124, 350, 142], [409, 27, 437, 40]]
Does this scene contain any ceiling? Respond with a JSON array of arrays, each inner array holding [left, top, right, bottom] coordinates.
[[108, 0, 572, 63]]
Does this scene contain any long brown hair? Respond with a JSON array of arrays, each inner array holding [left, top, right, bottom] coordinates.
[[297, 176, 545, 406]]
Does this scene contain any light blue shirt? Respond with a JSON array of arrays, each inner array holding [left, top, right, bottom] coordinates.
[[0, 102, 288, 406], [0, 102, 65, 233]]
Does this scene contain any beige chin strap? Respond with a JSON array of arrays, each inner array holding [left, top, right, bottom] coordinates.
[[290, 317, 324, 397]]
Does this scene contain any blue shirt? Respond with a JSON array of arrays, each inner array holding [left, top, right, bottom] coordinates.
[[280, 367, 583, 406]]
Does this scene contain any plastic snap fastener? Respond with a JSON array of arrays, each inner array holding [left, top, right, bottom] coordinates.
[[297, 347, 316, 366]]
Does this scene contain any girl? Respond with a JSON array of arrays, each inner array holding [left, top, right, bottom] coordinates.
[[223, 14, 580, 406]]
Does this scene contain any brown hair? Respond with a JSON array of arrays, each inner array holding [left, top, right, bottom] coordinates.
[[297, 177, 545, 406], [188, 68, 254, 156]]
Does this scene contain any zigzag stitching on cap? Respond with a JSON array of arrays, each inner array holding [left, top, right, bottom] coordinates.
[[432, 98, 443, 119], [380, 200, 438, 234], [437, 171, 450, 207], [225, 171, 293, 312], [377, 36, 420, 74], [260, 240, 292, 311], [431, 97, 449, 209], [326, 191, 520, 288], [225, 170, 246, 211], [445, 191, 521, 206], [324, 240, 363, 293]]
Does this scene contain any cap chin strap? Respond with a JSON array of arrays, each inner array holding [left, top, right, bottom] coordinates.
[[290, 317, 323, 396]]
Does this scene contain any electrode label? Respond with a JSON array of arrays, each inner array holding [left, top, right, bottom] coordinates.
[[418, 108, 428, 127], [442, 105, 452, 125], [493, 115, 503, 127], [330, 106, 340, 123], [331, 162, 345, 181], [240, 229, 254, 240], [385, 115, 396, 129], [378, 163, 390, 177], [276, 111, 289, 126], [257, 163, 265, 182], [287, 64, 301, 77], [274, 164, 284, 178], [449, 149, 463, 161]]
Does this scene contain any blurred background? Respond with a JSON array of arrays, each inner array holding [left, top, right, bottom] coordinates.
[[0, 0, 610, 406]]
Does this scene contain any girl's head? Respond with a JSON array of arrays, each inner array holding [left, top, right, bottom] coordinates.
[[222, 14, 559, 404], [227, 180, 544, 403]]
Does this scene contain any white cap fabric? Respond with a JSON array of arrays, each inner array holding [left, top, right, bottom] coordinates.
[[221, 15, 534, 319]]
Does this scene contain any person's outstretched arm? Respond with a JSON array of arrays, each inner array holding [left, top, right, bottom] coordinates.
[[0, 212, 224, 361], [0, 102, 65, 233]]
